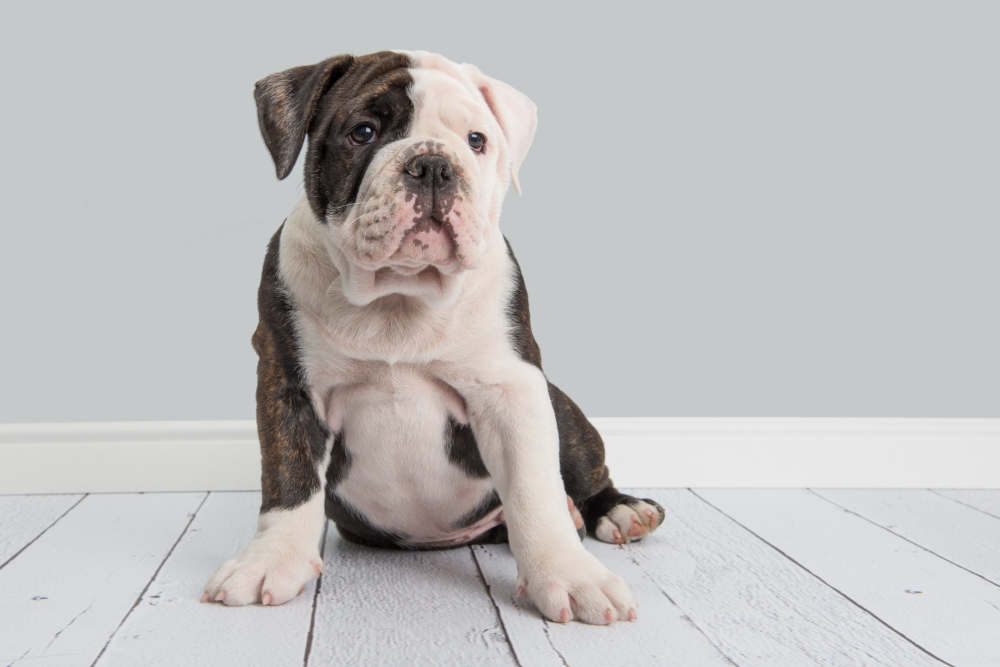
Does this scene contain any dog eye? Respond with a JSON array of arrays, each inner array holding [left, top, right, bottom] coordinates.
[[467, 132, 486, 153], [348, 123, 377, 145]]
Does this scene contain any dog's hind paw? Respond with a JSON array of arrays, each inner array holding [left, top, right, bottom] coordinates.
[[593, 497, 665, 544]]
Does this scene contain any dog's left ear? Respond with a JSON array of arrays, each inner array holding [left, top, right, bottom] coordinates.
[[254, 55, 354, 180], [461, 64, 538, 195]]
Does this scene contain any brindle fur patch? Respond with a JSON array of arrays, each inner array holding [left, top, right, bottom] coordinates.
[[254, 51, 415, 220], [503, 238, 650, 534], [254, 225, 331, 512]]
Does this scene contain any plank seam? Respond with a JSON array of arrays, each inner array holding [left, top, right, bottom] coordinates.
[[539, 619, 570, 667], [688, 489, 954, 667], [928, 490, 1000, 522], [622, 544, 739, 665], [808, 489, 1000, 589], [469, 546, 523, 667], [0, 493, 87, 570], [303, 520, 330, 667], [89, 491, 210, 667]]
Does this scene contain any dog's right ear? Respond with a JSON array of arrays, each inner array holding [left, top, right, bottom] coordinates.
[[254, 55, 354, 180]]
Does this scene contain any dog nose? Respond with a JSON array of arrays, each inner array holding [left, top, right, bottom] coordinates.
[[404, 154, 453, 187]]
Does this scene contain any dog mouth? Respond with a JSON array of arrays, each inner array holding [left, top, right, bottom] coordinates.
[[389, 220, 456, 265], [372, 264, 446, 292]]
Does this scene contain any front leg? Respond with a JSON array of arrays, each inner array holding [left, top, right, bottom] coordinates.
[[202, 342, 329, 606], [462, 361, 637, 624], [203, 239, 330, 606]]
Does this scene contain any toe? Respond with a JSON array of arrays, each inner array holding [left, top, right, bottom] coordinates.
[[219, 567, 265, 606], [595, 516, 624, 544], [568, 584, 616, 625], [601, 574, 636, 621], [636, 499, 666, 530], [530, 582, 573, 623]]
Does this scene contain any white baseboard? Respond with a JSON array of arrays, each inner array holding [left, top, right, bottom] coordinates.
[[1, 418, 998, 493]]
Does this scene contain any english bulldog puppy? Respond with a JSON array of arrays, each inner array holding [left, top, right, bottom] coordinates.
[[202, 50, 665, 624]]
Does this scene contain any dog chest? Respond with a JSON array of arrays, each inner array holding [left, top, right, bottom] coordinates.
[[323, 366, 497, 541]]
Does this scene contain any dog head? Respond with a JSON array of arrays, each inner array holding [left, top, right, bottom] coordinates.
[[254, 50, 537, 305]]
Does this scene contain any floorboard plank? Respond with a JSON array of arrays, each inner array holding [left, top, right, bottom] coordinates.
[[699, 488, 1000, 665], [934, 489, 1000, 520], [308, 534, 516, 666], [816, 489, 1000, 586], [472, 540, 732, 666], [0, 492, 205, 667], [0, 494, 84, 567], [95, 492, 318, 667], [634, 489, 942, 666]]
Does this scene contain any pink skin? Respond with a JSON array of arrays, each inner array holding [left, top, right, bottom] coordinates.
[[392, 225, 455, 265], [344, 146, 481, 274]]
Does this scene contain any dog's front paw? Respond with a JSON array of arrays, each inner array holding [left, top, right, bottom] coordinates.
[[201, 534, 322, 607], [517, 548, 636, 625]]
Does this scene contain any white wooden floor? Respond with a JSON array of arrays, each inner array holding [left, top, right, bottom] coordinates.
[[2, 490, 999, 666]]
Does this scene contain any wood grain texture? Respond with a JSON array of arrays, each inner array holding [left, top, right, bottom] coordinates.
[[0, 493, 205, 667], [95, 492, 318, 667], [472, 541, 732, 666], [627, 489, 942, 666], [934, 489, 1000, 519], [816, 489, 1000, 585], [309, 535, 515, 666], [0, 494, 83, 567], [699, 488, 1000, 665]]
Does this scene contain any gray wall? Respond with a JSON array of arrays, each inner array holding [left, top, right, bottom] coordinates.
[[1, 1, 997, 421]]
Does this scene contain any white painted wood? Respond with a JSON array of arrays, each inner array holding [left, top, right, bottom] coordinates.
[[2, 418, 999, 492], [0, 494, 83, 566], [309, 535, 515, 666], [601, 418, 1000, 488], [471, 540, 731, 666], [622, 489, 941, 665], [816, 489, 1000, 585], [698, 488, 1000, 665], [0, 421, 260, 493], [0, 492, 205, 667], [934, 489, 1000, 519], [96, 492, 317, 667]]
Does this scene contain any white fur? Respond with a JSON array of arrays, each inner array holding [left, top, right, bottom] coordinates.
[[203, 448, 330, 606], [594, 501, 664, 544], [214, 52, 634, 623]]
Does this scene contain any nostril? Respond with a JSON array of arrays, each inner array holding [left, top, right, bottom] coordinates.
[[405, 161, 426, 179], [404, 154, 452, 185]]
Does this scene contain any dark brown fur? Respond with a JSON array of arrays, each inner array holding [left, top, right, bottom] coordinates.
[[502, 239, 662, 532], [253, 225, 330, 512], [251, 52, 660, 544]]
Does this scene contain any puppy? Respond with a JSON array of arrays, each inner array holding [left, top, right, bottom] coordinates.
[[203, 50, 664, 625]]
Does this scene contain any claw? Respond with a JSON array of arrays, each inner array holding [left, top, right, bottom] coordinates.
[[214, 591, 226, 603], [261, 591, 273, 606], [628, 608, 638, 621], [604, 608, 615, 624], [559, 608, 571, 623]]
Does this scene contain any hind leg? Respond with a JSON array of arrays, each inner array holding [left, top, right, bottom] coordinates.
[[580, 487, 666, 544], [549, 381, 666, 543]]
